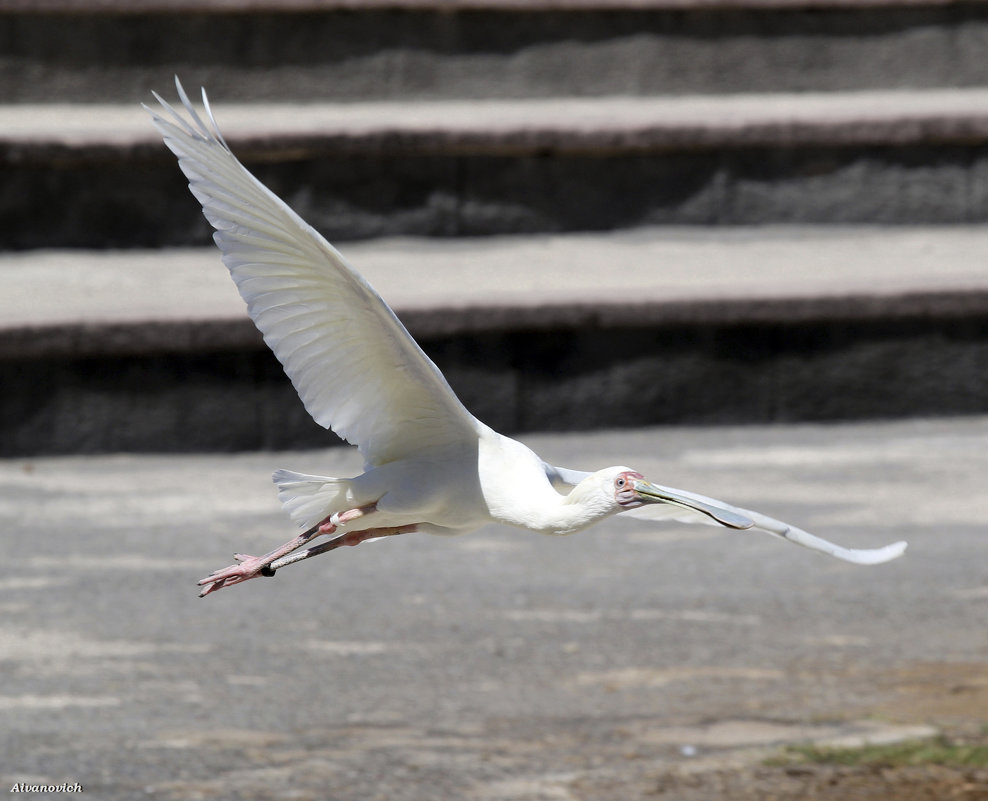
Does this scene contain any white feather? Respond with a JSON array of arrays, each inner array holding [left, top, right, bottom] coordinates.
[[145, 79, 480, 468], [271, 469, 352, 531], [147, 80, 906, 597]]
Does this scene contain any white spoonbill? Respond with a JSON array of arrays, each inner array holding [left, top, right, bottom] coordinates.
[[146, 80, 907, 598]]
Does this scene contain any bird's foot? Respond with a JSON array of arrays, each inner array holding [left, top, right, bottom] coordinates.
[[196, 506, 391, 597], [197, 553, 278, 597], [197, 521, 338, 597]]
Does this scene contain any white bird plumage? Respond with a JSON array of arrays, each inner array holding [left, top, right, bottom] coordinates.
[[145, 79, 907, 597]]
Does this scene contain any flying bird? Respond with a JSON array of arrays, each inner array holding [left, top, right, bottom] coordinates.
[[146, 80, 907, 597]]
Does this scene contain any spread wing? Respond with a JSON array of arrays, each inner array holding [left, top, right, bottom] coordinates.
[[542, 461, 907, 565], [146, 79, 480, 466]]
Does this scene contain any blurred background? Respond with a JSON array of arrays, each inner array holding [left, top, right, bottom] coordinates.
[[1, 2, 987, 800]]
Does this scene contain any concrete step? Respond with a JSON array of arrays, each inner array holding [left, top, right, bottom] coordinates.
[[5, 0, 988, 102], [3, 225, 988, 455], [6, 89, 988, 249]]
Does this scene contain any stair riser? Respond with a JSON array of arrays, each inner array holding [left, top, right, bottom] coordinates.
[[3, 314, 987, 455], [7, 144, 988, 249], [6, 5, 988, 101]]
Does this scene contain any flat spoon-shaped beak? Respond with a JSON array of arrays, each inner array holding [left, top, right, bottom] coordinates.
[[632, 479, 755, 530]]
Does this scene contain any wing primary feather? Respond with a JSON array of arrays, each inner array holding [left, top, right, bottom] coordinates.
[[174, 76, 217, 145], [199, 83, 232, 150]]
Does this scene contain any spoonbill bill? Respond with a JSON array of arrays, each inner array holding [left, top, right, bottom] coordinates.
[[146, 80, 906, 597]]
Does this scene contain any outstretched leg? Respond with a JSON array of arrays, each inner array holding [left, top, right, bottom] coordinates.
[[269, 524, 418, 571], [198, 504, 379, 597]]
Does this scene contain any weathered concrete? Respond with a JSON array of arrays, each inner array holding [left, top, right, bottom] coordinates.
[[6, 226, 988, 356], [10, 90, 988, 160], [5, 1, 988, 102], [0, 418, 985, 799], [7, 91, 988, 247], [3, 227, 988, 455]]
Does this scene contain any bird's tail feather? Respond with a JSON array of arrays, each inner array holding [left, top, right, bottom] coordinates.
[[272, 469, 352, 530]]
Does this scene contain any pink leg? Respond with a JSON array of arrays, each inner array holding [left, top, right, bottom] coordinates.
[[268, 524, 419, 571], [197, 504, 378, 597]]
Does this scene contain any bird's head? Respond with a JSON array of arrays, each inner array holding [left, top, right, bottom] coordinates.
[[611, 468, 648, 508], [565, 466, 647, 518], [576, 466, 754, 529]]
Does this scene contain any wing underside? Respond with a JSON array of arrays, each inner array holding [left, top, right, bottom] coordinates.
[[146, 79, 479, 465]]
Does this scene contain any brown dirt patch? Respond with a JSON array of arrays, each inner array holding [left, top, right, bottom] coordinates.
[[645, 660, 988, 801], [652, 764, 988, 801]]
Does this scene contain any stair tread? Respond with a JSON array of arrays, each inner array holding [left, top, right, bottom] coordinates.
[[7, 88, 988, 162], [5, 225, 988, 358]]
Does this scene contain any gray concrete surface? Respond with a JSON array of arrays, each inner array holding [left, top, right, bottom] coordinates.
[[7, 225, 988, 357], [4, 225, 988, 456], [9, 89, 988, 160], [6, 1, 988, 103], [7, 0, 972, 11], [10, 89, 988, 248], [5, 226, 988, 456], [1, 418, 985, 799]]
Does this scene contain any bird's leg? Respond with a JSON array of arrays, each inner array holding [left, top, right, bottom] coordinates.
[[197, 524, 326, 597], [329, 503, 377, 535], [197, 503, 378, 597], [269, 524, 418, 571]]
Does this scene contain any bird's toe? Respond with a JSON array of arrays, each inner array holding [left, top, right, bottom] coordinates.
[[197, 554, 271, 597]]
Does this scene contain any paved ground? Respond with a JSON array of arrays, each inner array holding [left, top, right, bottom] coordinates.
[[1, 417, 986, 799]]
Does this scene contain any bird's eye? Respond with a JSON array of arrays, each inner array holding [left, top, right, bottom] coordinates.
[[616, 477, 626, 488]]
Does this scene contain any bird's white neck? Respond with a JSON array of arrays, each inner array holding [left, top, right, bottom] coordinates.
[[494, 469, 618, 536], [479, 429, 620, 536]]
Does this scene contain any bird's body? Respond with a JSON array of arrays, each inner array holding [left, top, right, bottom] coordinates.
[[146, 81, 906, 597], [276, 427, 630, 538]]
